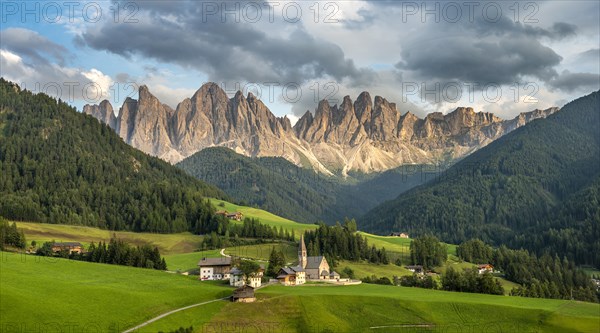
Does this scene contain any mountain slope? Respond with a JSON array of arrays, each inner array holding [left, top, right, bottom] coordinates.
[[84, 83, 556, 174], [0, 78, 226, 233], [177, 147, 438, 224], [360, 91, 600, 266]]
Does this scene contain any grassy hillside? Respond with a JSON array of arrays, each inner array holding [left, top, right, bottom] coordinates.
[[3, 250, 596, 333], [16, 221, 203, 255], [209, 199, 317, 236], [361, 91, 600, 268], [146, 284, 600, 333], [0, 251, 232, 332]]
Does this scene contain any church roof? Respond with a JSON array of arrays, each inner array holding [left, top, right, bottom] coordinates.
[[305, 256, 326, 269]]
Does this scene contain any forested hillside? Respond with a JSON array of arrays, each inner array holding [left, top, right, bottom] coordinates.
[[177, 147, 435, 224], [361, 91, 600, 267], [0, 78, 226, 233]]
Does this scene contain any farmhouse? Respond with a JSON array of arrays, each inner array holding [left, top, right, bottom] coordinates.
[[227, 212, 243, 221], [215, 211, 243, 221], [390, 232, 409, 238], [231, 285, 255, 303], [405, 265, 424, 274], [478, 264, 494, 274], [230, 264, 265, 288], [51, 242, 84, 254], [277, 266, 306, 286], [198, 257, 232, 281]]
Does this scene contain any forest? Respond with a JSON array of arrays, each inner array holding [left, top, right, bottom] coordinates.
[[177, 147, 433, 224], [361, 91, 600, 268], [0, 78, 226, 233], [303, 219, 389, 266], [458, 239, 598, 302]]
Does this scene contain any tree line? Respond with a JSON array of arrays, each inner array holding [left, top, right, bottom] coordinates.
[[303, 219, 389, 266], [36, 236, 167, 270], [0, 218, 26, 250], [458, 239, 598, 302], [200, 217, 295, 250]]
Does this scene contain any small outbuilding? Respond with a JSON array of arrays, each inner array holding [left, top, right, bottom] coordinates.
[[231, 285, 255, 303]]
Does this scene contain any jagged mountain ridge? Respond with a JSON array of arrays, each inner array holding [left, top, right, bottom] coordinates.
[[84, 83, 557, 174]]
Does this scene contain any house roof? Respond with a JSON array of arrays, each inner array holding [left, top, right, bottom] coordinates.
[[330, 271, 340, 277], [320, 270, 329, 276], [290, 265, 304, 272], [478, 264, 493, 268], [52, 242, 82, 247], [305, 256, 325, 269], [405, 265, 423, 270], [198, 257, 232, 267], [232, 285, 254, 298]]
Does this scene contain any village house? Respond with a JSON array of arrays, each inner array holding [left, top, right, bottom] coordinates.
[[215, 211, 243, 221], [226, 212, 243, 221], [51, 242, 84, 254], [231, 285, 255, 303], [198, 257, 232, 281], [389, 232, 409, 238], [277, 266, 306, 286], [230, 264, 265, 288], [404, 265, 424, 274], [477, 264, 494, 274]]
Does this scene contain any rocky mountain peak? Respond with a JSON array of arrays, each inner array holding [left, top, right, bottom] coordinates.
[[83, 82, 559, 174]]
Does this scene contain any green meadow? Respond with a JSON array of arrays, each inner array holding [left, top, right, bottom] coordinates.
[[15, 221, 203, 255], [208, 198, 318, 236], [0, 251, 232, 332], [145, 284, 600, 333]]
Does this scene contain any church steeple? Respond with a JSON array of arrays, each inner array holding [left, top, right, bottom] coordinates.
[[299, 234, 307, 269]]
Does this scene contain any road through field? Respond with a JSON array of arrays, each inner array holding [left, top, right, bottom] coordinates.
[[121, 297, 229, 333]]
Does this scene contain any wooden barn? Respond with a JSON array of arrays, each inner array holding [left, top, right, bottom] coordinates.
[[231, 285, 255, 303]]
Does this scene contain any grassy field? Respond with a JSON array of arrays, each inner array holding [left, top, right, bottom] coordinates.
[[337, 259, 413, 279], [15, 221, 203, 255], [0, 251, 232, 332], [164, 242, 298, 272], [209, 198, 318, 236], [164, 249, 222, 272], [145, 283, 600, 333]]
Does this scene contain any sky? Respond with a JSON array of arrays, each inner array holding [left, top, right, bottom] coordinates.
[[1, 0, 599, 123]]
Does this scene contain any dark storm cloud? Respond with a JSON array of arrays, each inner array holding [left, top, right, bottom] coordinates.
[[548, 71, 600, 93], [396, 36, 562, 84], [0, 28, 68, 65], [76, 0, 375, 87]]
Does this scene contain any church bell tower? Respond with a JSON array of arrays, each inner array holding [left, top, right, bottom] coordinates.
[[299, 234, 307, 268]]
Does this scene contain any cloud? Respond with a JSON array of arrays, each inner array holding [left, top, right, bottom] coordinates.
[[75, 1, 376, 88], [0, 28, 69, 65], [0, 48, 113, 103], [547, 70, 600, 93], [397, 36, 562, 85]]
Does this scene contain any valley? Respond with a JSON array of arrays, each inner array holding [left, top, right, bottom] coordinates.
[[2, 1, 599, 332]]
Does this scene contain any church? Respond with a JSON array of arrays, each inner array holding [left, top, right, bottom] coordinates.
[[277, 234, 338, 285]]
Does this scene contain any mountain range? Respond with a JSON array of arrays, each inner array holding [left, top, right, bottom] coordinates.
[[84, 83, 557, 175], [361, 90, 600, 267]]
